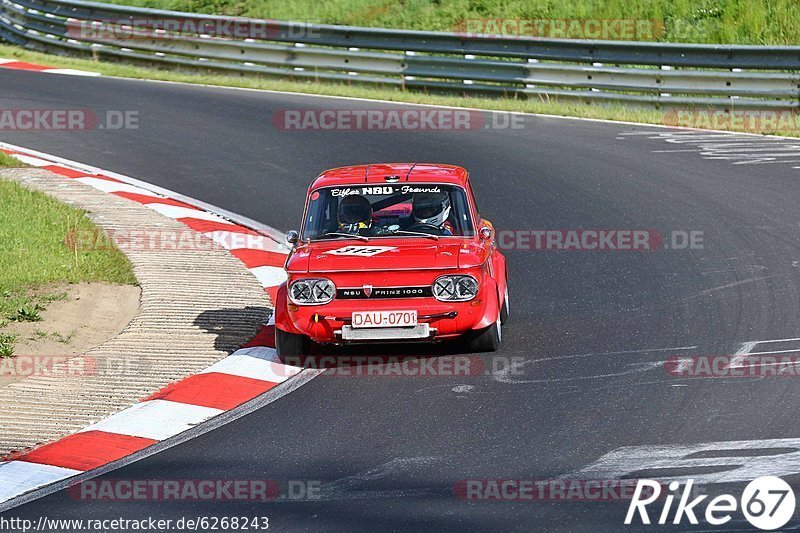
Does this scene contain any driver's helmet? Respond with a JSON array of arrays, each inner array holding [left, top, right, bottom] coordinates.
[[412, 191, 451, 227], [338, 194, 373, 232]]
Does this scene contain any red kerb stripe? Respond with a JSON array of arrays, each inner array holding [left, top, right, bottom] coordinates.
[[145, 372, 278, 410], [17, 431, 157, 471]]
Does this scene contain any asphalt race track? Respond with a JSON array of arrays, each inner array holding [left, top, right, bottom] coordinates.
[[3, 69, 800, 531]]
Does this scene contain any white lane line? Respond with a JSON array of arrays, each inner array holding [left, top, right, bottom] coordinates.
[[700, 143, 800, 151], [676, 275, 781, 303], [249, 265, 288, 287], [77, 400, 223, 441], [522, 346, 698, 364], [97, 72, 800, 143], [730, 158, 800, 165], [7, 54, 800, 146], [0, 461, 81, 503], [661, 135, 742, 143], [742, 348, 800, 357], [673, 357, 694, 374], [728, 341, 758, 369], [562, 437, 800, 485], [627, 130, 800, 171], [146, 204, 234, 224], [749, 336, 800, 344], [200, 350, 300, 382]]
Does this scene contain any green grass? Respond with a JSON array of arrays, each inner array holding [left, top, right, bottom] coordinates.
[[12, 304, 43, 323], [24, 328, 77, 344], [0, 152, 23, 168], [51, 330, 77, 344], [0, 334, 16, 358], [99, 0, 800, 45], [0, 178, 137, 355]]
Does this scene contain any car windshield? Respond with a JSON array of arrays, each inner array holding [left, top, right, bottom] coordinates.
[[302, 184, 475, 241]]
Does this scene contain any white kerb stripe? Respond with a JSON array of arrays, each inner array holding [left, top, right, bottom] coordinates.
[[10, 154, 53, 167], [231, 346, 281, 363], [249, 266, 288, 287], [78, 400, 223, 441], [0, 59, 16, 65], [200, 351, 300, 382], [0, 461, 81, 504], [146, 204, 234, 224], [74, 177, 161, 197], [44, 68, 101, 77], [203, 230, 285, 252]]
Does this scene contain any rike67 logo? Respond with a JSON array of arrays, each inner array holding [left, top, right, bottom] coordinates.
[[626, 476, 796, 530]]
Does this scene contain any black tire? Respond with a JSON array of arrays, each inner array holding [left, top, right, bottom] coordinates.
[[500, 286, 509, 325], [276, 328, 310, 357], [465, 316, 501, 353]]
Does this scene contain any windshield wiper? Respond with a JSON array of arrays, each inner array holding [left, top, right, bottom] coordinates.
[[389, 230, 439, 240], [316, 232, 370, 242]]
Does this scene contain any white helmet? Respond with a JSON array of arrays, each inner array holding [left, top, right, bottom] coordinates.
[[412, 192, 451, 227]]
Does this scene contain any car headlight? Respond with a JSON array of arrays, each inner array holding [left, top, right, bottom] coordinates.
[[432, 275, 479, 302], [289, 278, 335, 305]]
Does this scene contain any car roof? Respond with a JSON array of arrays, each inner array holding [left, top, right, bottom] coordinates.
[[310, 163, 469, 189]]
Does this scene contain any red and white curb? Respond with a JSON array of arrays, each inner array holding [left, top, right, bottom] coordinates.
[[0, 57, 100, 76], [0, 142, 297, 507]]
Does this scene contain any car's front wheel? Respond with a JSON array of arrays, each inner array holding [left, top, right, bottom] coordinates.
[[500, 286, 509, 325], [276, 328, 311, 357], [465, 316, 501, 353]]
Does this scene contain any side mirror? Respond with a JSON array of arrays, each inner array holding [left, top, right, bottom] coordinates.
[[479, 226, 492, 240], [286, 230, 299, 245]]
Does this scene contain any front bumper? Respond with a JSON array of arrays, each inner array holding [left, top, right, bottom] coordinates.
[[340, 323, 433, 342], [283, 297, 492, 345]]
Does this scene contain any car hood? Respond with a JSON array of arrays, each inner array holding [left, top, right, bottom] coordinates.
[[286, 239, 475, 273]]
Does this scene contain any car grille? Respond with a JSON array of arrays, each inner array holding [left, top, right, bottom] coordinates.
[[336, 286, 433, 299]]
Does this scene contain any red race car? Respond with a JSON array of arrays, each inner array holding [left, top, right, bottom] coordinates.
[[274, 163, 509, 355]]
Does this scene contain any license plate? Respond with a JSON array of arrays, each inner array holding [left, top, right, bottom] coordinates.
[[351, 310, 417, 328]]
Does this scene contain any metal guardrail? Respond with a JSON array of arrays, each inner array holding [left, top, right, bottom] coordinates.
[[2, 0, 799, 109]]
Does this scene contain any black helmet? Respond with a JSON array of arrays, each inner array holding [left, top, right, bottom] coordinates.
[[338, 194, 372, 225]]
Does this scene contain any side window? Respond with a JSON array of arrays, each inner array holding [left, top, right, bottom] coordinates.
[[323, 196, 336, 232], [467, 177, 480, 219], [450, 188, 474, 237], [304, 190, 335, 238]]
